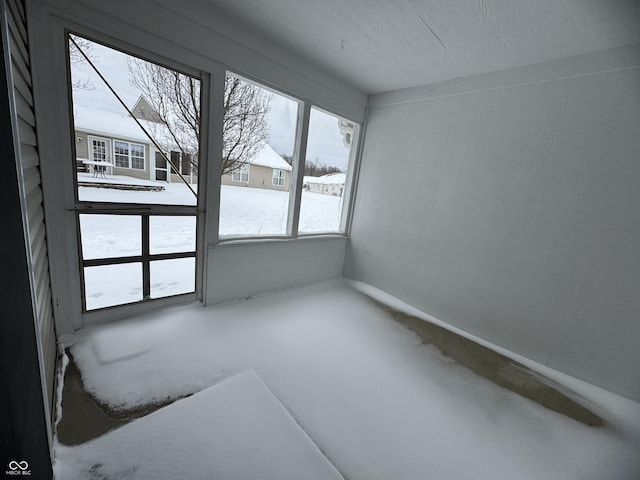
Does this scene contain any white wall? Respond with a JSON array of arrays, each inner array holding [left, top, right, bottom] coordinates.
[[207, 237, 347, 305], [345, 45, 640, 401]]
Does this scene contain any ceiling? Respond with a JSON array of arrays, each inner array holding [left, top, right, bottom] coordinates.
[[207, 0, 640, 95]]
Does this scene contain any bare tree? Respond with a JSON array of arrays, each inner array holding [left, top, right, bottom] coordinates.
[[129, 58, 271, 175], [222, 76, 271, 174], [128, 59, 200, 173], [68, 35, 95, 90]]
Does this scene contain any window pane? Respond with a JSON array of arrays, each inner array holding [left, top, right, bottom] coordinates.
[[84, 263, 142, 310], [114, 141, 129, 168], [299, 108, 355, 233], [181, 153, 191, 175], [79, 214, 141, 260], [150, 258, 195, 299], [131, 144, 145, 170], [69, 34, 199, 206], [219, 74, 298, 237], [170, 151, 181, 174], [149, 216, 196, 254], [272, 169, 285, 186], [92, 139, 107, 162]]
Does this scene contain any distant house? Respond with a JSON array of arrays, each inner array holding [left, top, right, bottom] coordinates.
[[303, 173, 346, 196], [74, 99, 291, 190], [73, 98, 197, 184], [221, 144, 292, 192]]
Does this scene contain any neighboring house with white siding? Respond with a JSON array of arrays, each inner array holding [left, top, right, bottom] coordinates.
[[221, 143, 292, 192], [303, 173, 346, 196]]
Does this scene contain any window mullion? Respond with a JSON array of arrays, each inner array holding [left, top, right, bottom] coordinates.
[[340, 123, 362, 233], [142, 214, 150, 300], [287, 102, 311, 237]]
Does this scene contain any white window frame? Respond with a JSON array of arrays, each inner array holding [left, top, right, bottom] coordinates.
[[113, 140, 146, 170], [37, 27, 209, 333], [231, 163, 249, 183], [295, 106, 361, 236], [131, 143, 145, 170], [88, 135, 110, 163], [218, 73, 363, 241], [272, 169, 285, 186]]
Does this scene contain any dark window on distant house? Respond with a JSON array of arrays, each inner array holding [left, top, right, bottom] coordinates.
[[181, 153, 191, 175], [155, 151, 167, 181], [170, 151, 180, 174]]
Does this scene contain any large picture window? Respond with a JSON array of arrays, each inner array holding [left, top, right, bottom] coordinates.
[[217, 73, 359, 239], [219, 74, 298, 237], [68, 33, 202, 312]]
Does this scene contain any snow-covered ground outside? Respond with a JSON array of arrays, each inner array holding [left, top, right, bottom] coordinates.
[[57, 280, 640, 479], [78, 175, 342, 309], [77, 173, 342, 233]]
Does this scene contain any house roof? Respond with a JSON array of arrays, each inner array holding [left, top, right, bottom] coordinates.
[[131, 95, 163, 123], [250, 143, 292, 171], [73, 105, 151, 143], [303, 173, 346, 185], [75, 106, 290, 170], [74, 105, 189, 152]]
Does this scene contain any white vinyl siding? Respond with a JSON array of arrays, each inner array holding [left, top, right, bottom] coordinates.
[[3, 0, 57, 436]]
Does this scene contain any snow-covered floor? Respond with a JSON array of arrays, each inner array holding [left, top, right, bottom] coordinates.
[[55, 371, 343, 480], [56, 280, 640, 479]]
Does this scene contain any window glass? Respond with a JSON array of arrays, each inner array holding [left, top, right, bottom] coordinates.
[[131, 144, 145, 169], [114, 141, 129, 168], [272, 169, 285, 186], [69, 35, 199, 206], [91, 138, 107, 162], [150, 258, 195, 299], [84, 263, 142, 310], [219, 74, 299, 237], [69, 33, 200, 313], [299, 108, 355, 233], [79, 214, 141, 260], [180, 154, 191, 175], [149, 216, 196, 254]]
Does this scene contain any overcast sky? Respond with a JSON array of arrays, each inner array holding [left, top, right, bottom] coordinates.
[[71, 38, 351, 171]]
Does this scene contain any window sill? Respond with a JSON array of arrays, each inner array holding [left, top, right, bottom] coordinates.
[[213, 232, 347, 247]]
